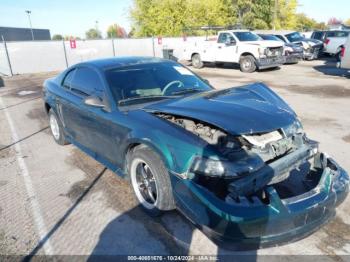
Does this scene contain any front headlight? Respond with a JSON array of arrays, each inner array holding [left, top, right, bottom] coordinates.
[[190, 154, 264, 178], [284, 46, 294, 54], [284, 120, 304, 136], [259, 47, 267, 57]]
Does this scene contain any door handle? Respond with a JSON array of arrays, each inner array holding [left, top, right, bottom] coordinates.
[[218, 46, 222, 49]]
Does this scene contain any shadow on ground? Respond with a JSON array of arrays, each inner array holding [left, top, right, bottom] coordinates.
[[313, 56, 350, 78]]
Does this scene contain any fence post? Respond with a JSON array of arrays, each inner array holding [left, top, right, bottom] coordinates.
[[152, 36, 155, 57], [1, 35, 13, 76], [62, 40, 68, 68], [112, 38, 116, 56]]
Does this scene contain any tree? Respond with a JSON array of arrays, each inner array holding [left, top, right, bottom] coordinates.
[[52, 34, 63, 40], [107, 24, 128, 38], [130, 0, 236, 37], [345, 19, 350, 26], [295, 13, 318, 31], [85, 28, 102, 39], [328, 17, 342, 25], [64, 35, 81, 40], [274, 0, 298, 30]]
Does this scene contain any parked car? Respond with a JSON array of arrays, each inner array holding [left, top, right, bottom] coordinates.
[[183, 30, 285, 73], [271, 31, 323, 60], [338, 34, 350, 69], [318, 31, 349, 59], [311, 30, 349, 43], [44, 57, 349, 248], [257, 33, 303, 64]]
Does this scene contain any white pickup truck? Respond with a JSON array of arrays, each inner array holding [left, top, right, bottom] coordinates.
[[183, 30, 285, 73], [323, 31, 349, 58]]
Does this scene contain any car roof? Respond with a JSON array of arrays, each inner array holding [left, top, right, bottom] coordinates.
[[254, 30, 296, 35], [75, 56, 170, 70]]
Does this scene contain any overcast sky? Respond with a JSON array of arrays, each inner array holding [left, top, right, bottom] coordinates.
[[0, 0, 349, 38]]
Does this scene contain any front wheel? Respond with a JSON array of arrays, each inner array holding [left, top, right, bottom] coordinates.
[[192, 54, 204, 69], [128, 145, 175, 216], [239, 55, 257, 73]]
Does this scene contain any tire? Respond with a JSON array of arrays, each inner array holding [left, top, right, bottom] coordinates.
[[239, 55, 257, 73], [128, 145, 175, 216], [336, 51, 342, 62], [48, 109, 68, 145], [192, 54, 204, 69]]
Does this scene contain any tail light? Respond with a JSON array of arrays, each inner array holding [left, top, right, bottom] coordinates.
[[341, 47, 345, 57], [325, 39, 330, 45]]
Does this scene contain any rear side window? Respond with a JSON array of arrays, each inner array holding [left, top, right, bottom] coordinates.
[[70, 68, 103, 96]]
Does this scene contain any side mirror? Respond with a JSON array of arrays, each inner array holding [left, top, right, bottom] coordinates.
[[203, 79, 210, 84], [84, 96, 105, 108]]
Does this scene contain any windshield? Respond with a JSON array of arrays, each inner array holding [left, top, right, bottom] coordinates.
[[233, 32, 261, 42], [259, 34, 282, 41], [286, 32, 304, 42], [105, 62, 212, 104]]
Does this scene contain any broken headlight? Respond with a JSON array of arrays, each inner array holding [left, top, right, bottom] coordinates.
[[190, 154, 264, 178], [283, 120, 304, 137]]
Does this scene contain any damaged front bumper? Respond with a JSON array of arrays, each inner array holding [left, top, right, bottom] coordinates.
[[285, 52, 303, 64], [256, 56, 286, 69], [304, 46, 321, 60], [172, 151, 349, 249]]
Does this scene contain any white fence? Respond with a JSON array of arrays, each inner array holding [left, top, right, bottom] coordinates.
[[0, 37, 202, 76]]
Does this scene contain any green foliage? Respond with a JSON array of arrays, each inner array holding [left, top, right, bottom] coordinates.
[[130, 0, 325, 36], [85, 28, 102, 39], [107, 24, 128, 38], [52, 34, 63, 40], [131, 0, 236, 37]]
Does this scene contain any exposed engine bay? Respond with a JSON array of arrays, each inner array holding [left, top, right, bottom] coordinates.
[[156, 112, 324, 205]]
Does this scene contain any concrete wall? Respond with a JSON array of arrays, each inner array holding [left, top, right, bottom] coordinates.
[[0, 37, 203, 75]]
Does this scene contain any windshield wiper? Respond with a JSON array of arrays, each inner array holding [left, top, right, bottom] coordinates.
[[118, 95, 172, 106], [170, 88, 203, 96]]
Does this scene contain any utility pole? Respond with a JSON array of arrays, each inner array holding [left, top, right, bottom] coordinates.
[[273, 0, 278, 30], [25, 10, 34, 40]]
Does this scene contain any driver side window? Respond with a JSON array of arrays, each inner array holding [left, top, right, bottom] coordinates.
[[218, 33, 234, 44]]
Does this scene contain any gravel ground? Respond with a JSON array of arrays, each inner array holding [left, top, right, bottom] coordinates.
[[0, 57, 349, 260]]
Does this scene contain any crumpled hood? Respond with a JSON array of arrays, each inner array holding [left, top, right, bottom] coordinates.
[[292, 38, 323, 47], [145, 83, 297, 135]]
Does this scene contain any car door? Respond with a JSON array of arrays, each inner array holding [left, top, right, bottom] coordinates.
[[59, 67, 121, 166], [215, 32, 237, 62]]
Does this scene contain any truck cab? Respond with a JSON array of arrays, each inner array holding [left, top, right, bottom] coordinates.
[[185, 30, 285, 73]]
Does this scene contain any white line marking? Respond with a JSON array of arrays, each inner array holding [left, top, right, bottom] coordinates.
[[0, 97, 54, 255]]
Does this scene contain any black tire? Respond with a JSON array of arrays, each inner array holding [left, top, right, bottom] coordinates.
[[239, 55, 257, 73], [128, 145, 175, 216], [192, 54, 204, 69], [48, 109, 69, 145], [336, 51, 342, 62]]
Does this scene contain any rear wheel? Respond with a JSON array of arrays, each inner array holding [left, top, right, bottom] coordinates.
[[48, 109, 68, 145], [128, 145, 175, 216], [239, 55, 257, 73], [192, 54, 204, 69]]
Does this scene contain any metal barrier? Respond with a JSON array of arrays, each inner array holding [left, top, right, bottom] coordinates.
[[0, 36, 202, 76]]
